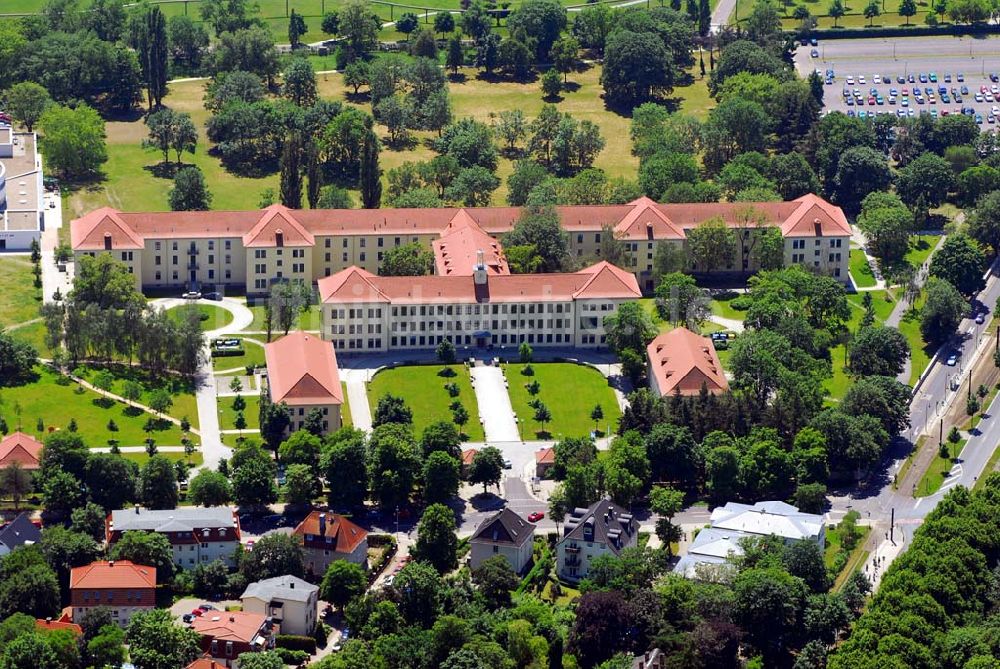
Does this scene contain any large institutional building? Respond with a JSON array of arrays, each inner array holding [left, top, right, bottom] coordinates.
[[70, 195, 851, 353], [0, 125, 44, 250]]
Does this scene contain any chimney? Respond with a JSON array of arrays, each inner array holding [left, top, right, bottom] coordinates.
[[230, 616, 235, 623], [46, 617, 52, 623], [473, 249, 488, 286], [109, 561, 114, 567], [319, 513, 327, 536]]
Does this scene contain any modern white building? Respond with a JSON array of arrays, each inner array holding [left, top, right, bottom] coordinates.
[[0, 125, 44, 251], [241, 575, 319, 637], [674, 501, 826, 579], [106, 506, 242, 568], [469, 507, 536, 574], [555, 498, 639, 583]]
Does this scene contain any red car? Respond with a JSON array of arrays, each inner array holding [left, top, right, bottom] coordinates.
[[191, 608, 206, 617], [528, 512, 544, 522]]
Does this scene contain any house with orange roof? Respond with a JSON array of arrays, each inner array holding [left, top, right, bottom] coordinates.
[[646, 327, 729, 397], [190, 611, 275, 668], [36, 618, 83, 636], [69, 560, 155, 627], [263, 331, 342, 434], [0, 431, 43, 470], [185, 659, 228, 669], [292, 511, 368, 578], [70, 196, 849, 297], [535, 446, 556, 478]]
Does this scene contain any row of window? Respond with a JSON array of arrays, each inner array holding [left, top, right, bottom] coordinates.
[[791, 253, 843, 263], [389, 303, 573, 317], [155, 240, 232, 251], [155, 254, 229, 266], [80, 590, 147, 601], [792, 238, 844, 249], [155, 270, 230, 281]]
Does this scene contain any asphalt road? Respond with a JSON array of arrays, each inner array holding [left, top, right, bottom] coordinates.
[[794, 36, 1000, 129]]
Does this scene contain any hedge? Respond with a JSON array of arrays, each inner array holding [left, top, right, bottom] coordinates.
[[810, 22, 1000, 39], [274, 647, 309, 664], [275, 634, 317, 654]]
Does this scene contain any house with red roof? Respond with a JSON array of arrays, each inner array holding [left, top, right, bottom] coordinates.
[[263, 331, 342, 435], [292, 511, 368, 579], [646, 327, 729, 397], [190, 611, 275, 668], [70, 196, 850, 297], [535, 447, 556, 478], [68, 560, 155, 627], [0, 431, 43, 470], [36, 618, 83, 636]]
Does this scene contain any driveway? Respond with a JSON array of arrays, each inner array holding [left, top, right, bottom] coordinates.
[[470, 365, 520, 442]]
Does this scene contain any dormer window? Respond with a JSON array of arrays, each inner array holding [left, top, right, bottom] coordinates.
[[104, 233, 112, 251], [276, 230, 284, 247]]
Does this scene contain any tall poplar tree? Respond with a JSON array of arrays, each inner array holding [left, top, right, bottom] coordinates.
[[360, 130, 382, 209], [279, 132, 303, 209], [137, 7, 169, 109]]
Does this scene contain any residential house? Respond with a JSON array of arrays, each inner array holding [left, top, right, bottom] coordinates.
[[646, 327, 729, 397], [633, 649, 667, 669], [241, 575, 319, 636], [190, 611, 275, 668], [36, 619, 82, 637], [460, 448, 477, 477], [264, 331, 343, 435], [185, 659, 228, 669], [674, 501, 826, 579], [555, 498, 639, 582], [69, 560, 155, 627], [107, 506, 241, 568], [292, 511, 368, 579], [0, 512, 41, 557], [534, 447, 556, 478], [0, 431, 43, 470], [469, 508, 535, 574]]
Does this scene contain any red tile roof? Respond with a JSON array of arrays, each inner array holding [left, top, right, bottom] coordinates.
[[36, 619, 83, 636], [264, 331, 343, 406], [69, 560, 156, 590], [646, 327, 729, 397], [535, 447, 556, 465], [462, 449, 478, 466], [190, 611, 268, 644], [71, 197, 850, 252], [186, 659, 227, 669], [293, 511, 368, 554], [433, 210, 509, 276], [319, 260, 641, 305], [0, 431, 43, 469]]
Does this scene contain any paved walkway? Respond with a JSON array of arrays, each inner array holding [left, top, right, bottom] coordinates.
[[341, 369, 373, 433], [39, 190, 72, 303], [471, 365, 520, 442]]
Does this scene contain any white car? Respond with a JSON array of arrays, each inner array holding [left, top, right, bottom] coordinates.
[[859, 75, 866, 84], [847, 76, 855, 84], [873, 74, 881, 84], [946, 354, 958, 366]]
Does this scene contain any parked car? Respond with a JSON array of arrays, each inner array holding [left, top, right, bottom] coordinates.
[[810, 48, 818, 57], [182, 614, 195, 624], [976, 313, 986, 324], [181, 291, 201, 299], [202, 291, 222, 301], [946, 354, 958, 366], [503, 459, 513, 469], [528, 511, 545, 522]]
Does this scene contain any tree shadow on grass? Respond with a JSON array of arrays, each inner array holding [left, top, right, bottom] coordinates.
[[143, 162, 185, 179], [92, 397, 116, 410]]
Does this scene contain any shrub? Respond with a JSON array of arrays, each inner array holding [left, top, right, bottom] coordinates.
[[438, 366, 457, 377], [275, 647, 309, 664], [275, 635, 317, 654], [444, 382, 460, 397], [521, 364, 535, 376]]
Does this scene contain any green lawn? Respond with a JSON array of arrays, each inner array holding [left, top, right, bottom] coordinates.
[[76, 363, 200, 428], [846, 290, 896, 326], [849, 248, 878, 289], [825, 524, 872, 591], [166, 303, 234, 331], [897, 296, 935, 386], [367, 364, 484, 441], [219, 395, 261, 431], [121, 451, 204, 467], [247, 305, 322, 333], [0, 366, 188, 448], [903, 234, 940, 270], [341, 382, 352, 428], [503, 362, 621, 440], [5, 320, 47, 354], [914, 438, 966, 497], [212, 338, 268, 372], [825, 291, 896, 401], [709, 294, 746, 322], [0, 255, 41, 327]]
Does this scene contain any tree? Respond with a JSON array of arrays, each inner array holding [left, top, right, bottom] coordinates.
[[279, 430, 322, 468], [2, 82, 51, 132], [828, 0, 846, 26], [899, 0, 917, 23], [446, 166, 500, 206], [283, 463, 318, 506], [841, 375, 912, 437], [849, 326, 910, 377], [38, 104, 107, 179], [321, 428, 369, 510], [282, 58, 317, 107], [413, 503, 458, 573], [360, 131, 382, 209], [686, 217, 737, 272], [318, 185, 354, 209], [139, 455, 177, 509], [654, 272, 710, 328], [639, 151, 699, 198], [650, 485, 685, 553], [0, 332, 36, 387], [857, 192, 912, 263], [240, 533, 304, 582], [833, 146, 893, 214], [232, 457, 278, 508], [864, 0, 881, 25], [601, 30, 673, 108], [210, 27, 280, 86], [551, 37, 579, 83], [507, 0, 567, 59], [288, 9, 307, 49], [168, 15, 209, 67], [472, 555, 519, 609], [603, 301, 656, 356], [568, 591, 634, 668], [188, 468, 232, 506], [373, 394, 413, 427], [733, 566, 808, 662], [279, 131, 303, 209], [896, 152, 954, 217], [321, 10, 340, 35], [929, 233, 987, 295], [169, 166, 212, 211], [436, 340, 457, 365], [423, 451, 461, 504], [111, 531, 174, 579], [503, 205, 569, 271], [86, 624, 127, 669], [469, 446, 504, 493], [135, 6, 169, 108], [446, 35, 465, 74], [70, 501, 106, 540], [434, 11, 455, 35], [0, 463, 32, 511], [126, 609, 200, 669], [541, 69, 562, 99], [259, 398, 291, 451], [320, 560, 367, 611], [396, 12, 419, 37], [367, 423, 420, 509], [0, 561, 60, 620]]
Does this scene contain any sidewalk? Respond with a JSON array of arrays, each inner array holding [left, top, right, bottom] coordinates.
[[471, 366, 520, 442]]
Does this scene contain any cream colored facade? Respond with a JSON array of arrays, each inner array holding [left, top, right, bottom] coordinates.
[[284, 402, 341, 434], [470, 535, 534, 574]]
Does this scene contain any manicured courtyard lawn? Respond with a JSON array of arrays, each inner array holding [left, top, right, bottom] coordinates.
[[166, 303, 234, 332], [247, 305, 321, 333], [503, 362, 621, 440], [0, 255, 40, 326], [341, 382, 352, 428], [0, 367, 187, 448], [219, 395, 261, 431], [914, 439, 966, 498], [121, 451, 204, 467], [367, 364, 484, 441], [849, 248, 878, 289], [904, 234, 940, 269], [709, 295, 746, 322], [212, 338, 268, 372], [77, 363, 200, 429], [846, 290, 896, 326], [897, 297, 934, 385]]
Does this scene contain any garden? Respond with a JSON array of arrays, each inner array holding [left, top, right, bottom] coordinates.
[[823, 511, 872, 591], [211, 337, 268, 372], [165, 302, 234, 331], [502, 361, 621, 440], [367, 363, 484, 441]]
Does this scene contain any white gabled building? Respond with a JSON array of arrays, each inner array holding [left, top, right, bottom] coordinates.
[[106, 506, 242, 569]]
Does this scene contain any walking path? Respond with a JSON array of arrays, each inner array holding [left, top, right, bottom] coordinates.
[[341, 369, 374, 433], [470, 365, 520, 442], [39, 190, 72, 304], [68, 371, 199, 436], [885, 235, 945, 386]]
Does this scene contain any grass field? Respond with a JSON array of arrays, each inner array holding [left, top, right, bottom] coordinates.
[[367, 363, 484, 441], [903, 234, 940, 270], [849, 248, 877, 289], [341, 382, 352, 427], [503, 362, 620, 439], [897, 295, 934, 385], [219, 394, 261, 431], [826, 524, 872, 591], [0, 255, 40, 327], [166, 303, 234, 331], [914, 438, 966, 497], [212, 338, 268, 372], [121, 450, 204, 467], [76, 363, 200, 428], [0, 366, 188, 447], [709, 294, 746, 322], [5, 320, 47, 353], [247, 304, 321, 333], [824, 290, 896, 401]]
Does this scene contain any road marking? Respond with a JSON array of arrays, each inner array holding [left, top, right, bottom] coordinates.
[[913, 498, 924, 509]]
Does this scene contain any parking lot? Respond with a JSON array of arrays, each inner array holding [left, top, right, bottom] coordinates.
[[794, 36, 1000, 128]]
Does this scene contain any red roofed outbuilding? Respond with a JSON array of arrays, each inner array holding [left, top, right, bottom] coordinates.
[[0, 431, 43, 470], [264, 331, 342, 435], [646, 328, 729, 397]]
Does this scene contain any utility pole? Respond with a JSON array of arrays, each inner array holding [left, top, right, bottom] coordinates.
[[890, 507, 895, 544], [939, 418, 943, 447]]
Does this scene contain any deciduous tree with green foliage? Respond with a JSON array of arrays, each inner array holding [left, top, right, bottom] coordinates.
[[413, 503, 458, 573]]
